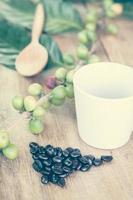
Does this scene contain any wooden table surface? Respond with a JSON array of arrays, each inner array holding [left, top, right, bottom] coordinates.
[[0, 8, 133, 200]]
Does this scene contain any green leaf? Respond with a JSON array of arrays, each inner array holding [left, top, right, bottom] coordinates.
[[0, 0, 35, 28], [40, 35, 63, 68], [0, 0, 83, 34], [0, 19, 63, 70], [43, 0, 83, 34]]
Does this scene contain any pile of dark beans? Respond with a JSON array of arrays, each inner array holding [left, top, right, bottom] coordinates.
[[29, 142, 113, 188]]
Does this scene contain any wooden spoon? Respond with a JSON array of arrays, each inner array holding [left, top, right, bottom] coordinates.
[[15, 4, 48, 77]]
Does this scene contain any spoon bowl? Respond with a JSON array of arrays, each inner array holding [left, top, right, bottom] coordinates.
[[16, 42, 48, 77]]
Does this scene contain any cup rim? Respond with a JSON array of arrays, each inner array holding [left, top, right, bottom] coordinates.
[[73, 62, 133, 101]]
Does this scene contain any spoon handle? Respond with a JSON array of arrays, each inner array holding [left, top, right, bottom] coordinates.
[[32, 3, 44, 42]]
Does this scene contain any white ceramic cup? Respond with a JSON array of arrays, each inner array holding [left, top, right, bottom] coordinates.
[[73, 62, 133, 149]]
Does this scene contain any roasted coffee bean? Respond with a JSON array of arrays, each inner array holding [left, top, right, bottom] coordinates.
[[79, 156, 89, 164], [62, 150, 69, 158], [63, 166, 71, 173], [51, 163, 62, 169], [80, 164, 91, 172], [32, 162, 41, 172], [84, 155, 93, 166], [45, 145, 55, 157], [52, 166, 63, 175], [70, 149, 81, 158], [52, 148, 58, 156], [76, 162, 82, 170], [54, 147, 63, 157], [29, 142, 39, 154], [64, 158, 72, 167], [35, 160, 43, 170], [85, 154, 95, 161], [65, 147, 73, 153], [45, 166, 51, 172], [41, 170, 50, 176], [41, 175, 49, 184], [30, 147, 39, 155], [45, 144, 52, 149], [72, 159, 79, 170], [29, 142, 39, 149], [101, 155, 113, 162], [38, 154, 48, 160], [32, 154, 39, 160], [93, 158, 103, 167], [43, 158, 52, 167], [57, 178, 65, 187], [38, 146, 46, 154], [59, 173, 69, 178], [50, 174, 59, 184], [53, 156, 63, 163], [53, 163, 63, 169]]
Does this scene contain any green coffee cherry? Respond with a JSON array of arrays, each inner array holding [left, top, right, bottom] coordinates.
[[50, 97, 65, 106], [63, 54, 75, 65], [106, 9, 116, 18], [87, 31, 97, 42], [77, 45, 89, 60], [106, 24, 118, 35], [88, 55, 100, 64], [24, 96, 37, 112], [86, 10, 97, 23], [66, 70, 75, 84], [103, 0, 113, 9], [3, 144, 19, 160], [33, 106, 45, 119], [28, 83, 43, 96], [86, 23, 96, 32], [0, 130, 10, 149], [55, 68, 67, 81], [42, 100, 51, 110], [78, 31, 88, 45], [51, 85, 66, 100], [12, 95, 24, 111], [66, 84, 74, 98], [29, 119, 44, 134]]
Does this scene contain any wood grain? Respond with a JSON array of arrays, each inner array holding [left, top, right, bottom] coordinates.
[[0, 16, 133, 200]]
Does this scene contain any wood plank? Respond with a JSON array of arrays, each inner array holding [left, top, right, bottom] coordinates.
[[100, 19, 133, 66]]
